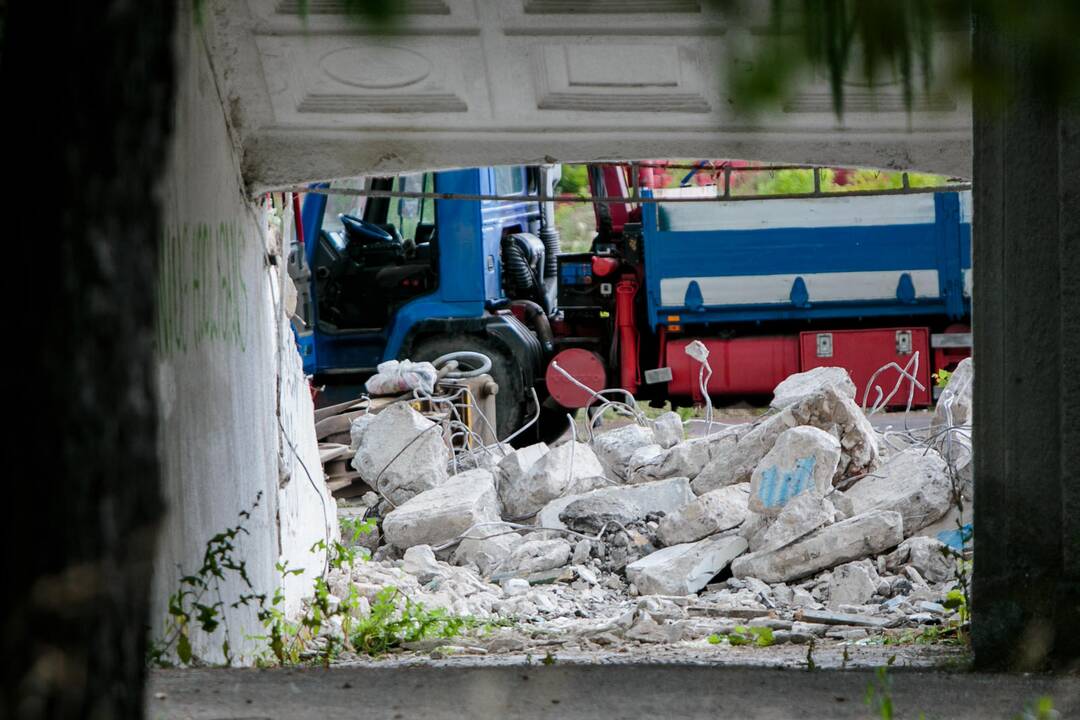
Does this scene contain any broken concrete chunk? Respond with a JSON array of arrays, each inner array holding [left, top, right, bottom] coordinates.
[[537, 477, 695, 531], [452, 523, 524, 577], [932, 357, 973, 430], [844, 448, 952, 536], [402, 545, 443, 584], [885, 536, 956, 583], [737, 510, 774, 552], [492, 538, 572, 578], [731, 510, 904, 583], [696, 384, 878, 495], [627, 535, 748, 596], [348, 412, 377, 451], [795, 608, 892, 629], [748, 426, 841, 515], [756, 491, 835, 553], [498, 441, 607, 519], [630, 436, 713, 484], [826, 560, 880, 608], [350, 402, 450, 505], [496, 442, 549, 487], [593, 424, 657, 481], [651, 411, 684, 449], [382, 468, 500, 550], [657, 483, 750, 547], [771, 366, 857, 409]]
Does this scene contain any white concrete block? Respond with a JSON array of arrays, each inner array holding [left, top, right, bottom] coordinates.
[[627, 535, 748, 596], [498, 441, 606, 519], [731, 510, 904, 583], [592, 424, 657, 481], [382, 468, 500, 550], [537, 477, 695, 531], [657, 483, 750, 546], [771, 366, 857, 409], [351, 402, 450, 506], [748, 426, 841, 516], [844, 448, 952, 536]]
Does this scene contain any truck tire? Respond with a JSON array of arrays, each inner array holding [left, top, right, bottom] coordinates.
[[409, 334, 526, 444]]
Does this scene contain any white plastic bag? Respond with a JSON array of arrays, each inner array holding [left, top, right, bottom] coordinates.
[[364, 359, 437, 396]]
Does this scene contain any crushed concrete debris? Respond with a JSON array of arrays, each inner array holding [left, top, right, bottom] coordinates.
[[537, 477, 694, 531], [381, 468, 499, 550], [499, 441, 607, 519], [318, 362, 973, 662], [770, 366, 857, 409], [843, 448, 952, 536], [657, 483, 750, 546], [731, 510, 904, 583], [493, 538, 572, 578], [650, 411, 685, 449], [452, 523, 523, 577], [748, 426, 842, 515], [627, 534, 748, 596], [351, 403, 450, 506], [593, 424, 657, 481]]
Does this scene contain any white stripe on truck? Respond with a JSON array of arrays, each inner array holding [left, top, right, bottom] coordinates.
[[659, 270, 941, 307]]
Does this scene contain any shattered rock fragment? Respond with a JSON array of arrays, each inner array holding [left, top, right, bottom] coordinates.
[[770, 366, 857, 409], [627, 534, 748, 596], [748, 426, 841, 515], [349, 412, 377, 451], [651, 411, 684, 449], [496, 442, 549, 489], [826, 560, 880, 608], [452, 523, 524, 577], [885, 536, 956, 583], [537, 477, 695, 531], [756, 491, 835, 553], [656, 483, 750, 547], [593, 424, 658, 481], [382, 468, 500, 550], [350, 402, 450, 505], [844, 448, 952, 536], [629, 436, 714, 484], [932, 357, 973, 429], [493, 538, 572, 578], [499, 441, 607, 519], [402, 545, 444, 583], [731, 510, 904, 583], [694, 386, 877, 495]]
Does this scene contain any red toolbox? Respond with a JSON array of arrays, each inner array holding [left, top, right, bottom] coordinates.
[[799, 328, 933, 408]]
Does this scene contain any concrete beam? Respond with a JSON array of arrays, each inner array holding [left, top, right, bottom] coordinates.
[[203, 0, 974, 192]]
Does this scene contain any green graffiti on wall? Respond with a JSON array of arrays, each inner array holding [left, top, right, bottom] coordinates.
[[157, 221, 250, 355]]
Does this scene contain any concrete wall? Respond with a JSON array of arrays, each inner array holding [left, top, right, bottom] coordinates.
[[150, 4, 333, 664]]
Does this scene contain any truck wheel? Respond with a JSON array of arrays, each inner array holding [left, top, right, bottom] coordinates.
[[409, 335, 525, 443]]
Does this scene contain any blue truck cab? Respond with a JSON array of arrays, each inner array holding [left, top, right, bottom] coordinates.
[[292, 165, 551, 434]]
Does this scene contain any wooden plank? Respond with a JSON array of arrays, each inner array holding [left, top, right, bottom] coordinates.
[[318, 443, 351, 463], [314, 410, 368, 440], [313, 397, 368, 424]]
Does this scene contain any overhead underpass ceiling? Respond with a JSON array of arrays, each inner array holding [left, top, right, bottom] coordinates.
[[206, 0, 973, 193]]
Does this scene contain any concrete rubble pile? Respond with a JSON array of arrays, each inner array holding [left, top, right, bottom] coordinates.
[[321, 360, 974, 659]]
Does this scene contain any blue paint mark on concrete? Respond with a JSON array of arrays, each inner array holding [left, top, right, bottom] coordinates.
[[757, 455, 817, 508]]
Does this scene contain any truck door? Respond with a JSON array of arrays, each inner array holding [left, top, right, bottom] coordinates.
[[305, 173, 438, 376]]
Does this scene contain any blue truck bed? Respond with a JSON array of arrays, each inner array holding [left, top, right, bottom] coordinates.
[[640, 189, 972, 329]]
